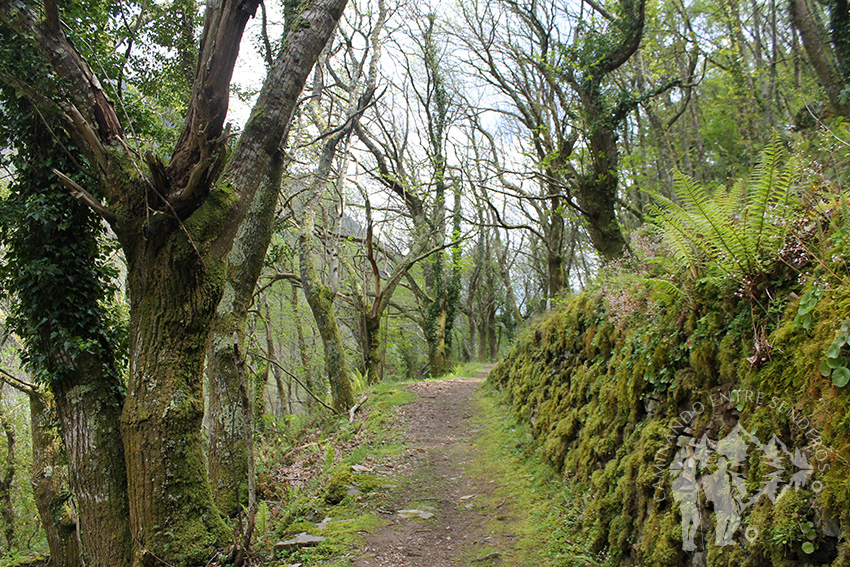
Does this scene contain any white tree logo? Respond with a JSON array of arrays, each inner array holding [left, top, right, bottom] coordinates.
[[670, 424, 816, 551]]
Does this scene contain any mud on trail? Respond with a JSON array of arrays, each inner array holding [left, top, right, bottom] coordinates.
[[354, 366, 520, 566]]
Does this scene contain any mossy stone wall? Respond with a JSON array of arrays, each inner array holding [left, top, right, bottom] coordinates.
[[490, 281, 850, 566]]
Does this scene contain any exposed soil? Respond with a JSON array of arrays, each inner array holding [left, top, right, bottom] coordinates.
[[353, 365, 517, 567]]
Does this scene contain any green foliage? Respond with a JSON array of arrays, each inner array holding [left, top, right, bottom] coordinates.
[[647, 134, 801, 289], [0, 399, 44, 560], [796, 285, 825, 331], [468, 383, 612, 566], [820, 321, 850, 387], [0, 94, 125, 385]]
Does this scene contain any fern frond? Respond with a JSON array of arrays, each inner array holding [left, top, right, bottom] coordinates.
[[671, 170, 749, 276], [746, 132, 786, 267], [643, 277, 687, 302], [643, 137, 801, 289], [645, 197, 701, 279], [721, 180, 746, 218]]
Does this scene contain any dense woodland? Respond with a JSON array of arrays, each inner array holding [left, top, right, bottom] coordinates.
[[0, 0, 849, 565]]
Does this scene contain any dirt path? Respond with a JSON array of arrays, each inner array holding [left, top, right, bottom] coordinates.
[[354, 366, 516, 566]]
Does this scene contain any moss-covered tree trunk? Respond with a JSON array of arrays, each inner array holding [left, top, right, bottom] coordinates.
[[0, 391, 15, 550], [578, 121, 628, 261], [420, 14, 459, 377], [426, 292, 449, 377], [363, 311, 382, 385], [545, 194, 567, 297], [299, 226, 355, 413], [495, 233, 522, 331], [566, 0, 645, 262], [292, 58, 380, 407], [289, 287, 316, 406], [207, 155, 283, 517], [29, 390, 82, 567], [790, 0, 850, 117], [120, 218, 232, 565]]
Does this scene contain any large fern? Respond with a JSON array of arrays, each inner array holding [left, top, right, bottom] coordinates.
[[645, 134, 801, 283]]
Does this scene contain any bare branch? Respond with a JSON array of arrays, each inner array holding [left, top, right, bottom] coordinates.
[[0, 368, 36, 396], [52, 169, 118, 224], [249, 352, 335, 412], [582, 0, 615, 22]]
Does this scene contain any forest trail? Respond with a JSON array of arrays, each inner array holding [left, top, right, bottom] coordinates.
[[353, 365, 523, 567]]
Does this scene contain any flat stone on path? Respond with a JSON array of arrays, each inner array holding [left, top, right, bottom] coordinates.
[[397, 508, 436, 519], [274, 532, 326, 550]]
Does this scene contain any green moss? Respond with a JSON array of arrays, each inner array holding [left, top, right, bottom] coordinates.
[[181, 182, 239, 254], [324, 468, 352, 505], [488, 271, 850, 567]]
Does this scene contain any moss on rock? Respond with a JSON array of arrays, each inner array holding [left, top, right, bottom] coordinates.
[[489, 272, 850, 566]]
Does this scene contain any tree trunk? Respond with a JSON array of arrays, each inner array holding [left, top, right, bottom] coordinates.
[[426, 296, 449, 377], [0, 392, 15, 550], [364, 312, 382, 385], [579, 123, 627, 261], [207, 154, 283, 517], [121, 233, 231, 566], [496, 240, 522, 331], [29, 390, 82, 567], [790, 0, 850, 116], [487, 304, 498, 361], [547, 252, 565, 301], [52, 352, 130, 567], [299, 228, 355, 413], [830, 0, 850, 85], [290, 285, 315, 403], [478, 309, 488, 362]]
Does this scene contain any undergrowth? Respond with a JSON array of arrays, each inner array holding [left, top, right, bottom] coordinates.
[[488, 129, 850, 566], [249, 381, 414, 566]]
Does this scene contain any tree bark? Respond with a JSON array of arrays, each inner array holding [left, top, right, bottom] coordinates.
[[578, 124, 628, 261], [120, 231, 232, 566], [0, 391, 15, 550], [290, 285, 315, 403], [53, 352, 131, 567], [364, 312, 382, 385], [29, 389, 82, 567], [790, 0, 850, 116], [207, 154, 283, 517], [299, 227, 355, 413]]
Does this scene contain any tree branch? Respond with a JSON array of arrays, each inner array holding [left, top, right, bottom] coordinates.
[[249, 352, 334, 412], [52, 169, 118, 224], [0, 368, 36, 396]]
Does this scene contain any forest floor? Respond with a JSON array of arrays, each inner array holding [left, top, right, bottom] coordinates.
[[272, 364, 599, 567], [351, 365, 519, 566]]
